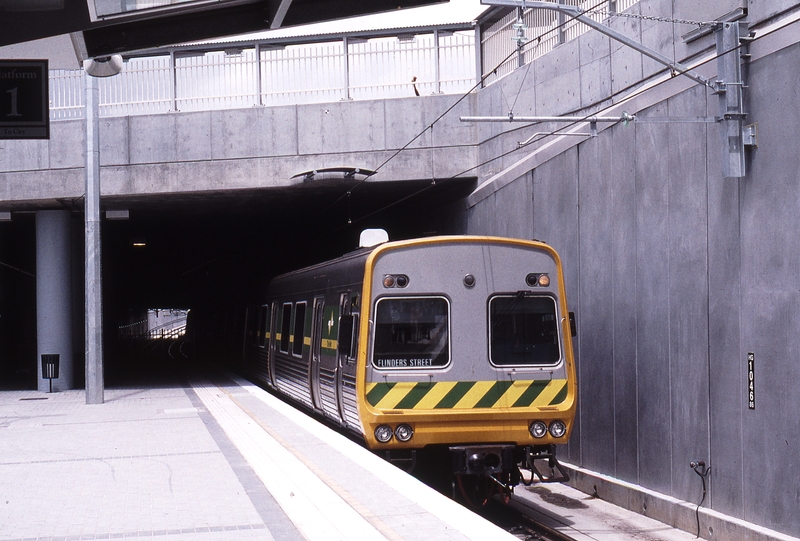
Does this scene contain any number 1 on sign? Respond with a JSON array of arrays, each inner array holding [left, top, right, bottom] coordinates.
[[6, 87, 22, 117]]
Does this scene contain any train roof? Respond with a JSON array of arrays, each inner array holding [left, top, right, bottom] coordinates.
[[267, 235, 555, 287], [271, 246, 372, 281]]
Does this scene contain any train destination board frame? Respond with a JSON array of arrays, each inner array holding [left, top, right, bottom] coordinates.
[[0, 60, 49, 140]]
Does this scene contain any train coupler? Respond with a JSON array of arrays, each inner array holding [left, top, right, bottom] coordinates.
[[450, 444, 516, 476], [522, 444, 570, 484]]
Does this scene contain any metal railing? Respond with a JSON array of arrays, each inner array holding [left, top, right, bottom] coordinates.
[[481, 0, 640, 85], [49, 29, 477, 120], [48, 2, 640, 120]]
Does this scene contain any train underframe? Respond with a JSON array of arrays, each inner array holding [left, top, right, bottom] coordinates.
[[383, 443, 570, 507]]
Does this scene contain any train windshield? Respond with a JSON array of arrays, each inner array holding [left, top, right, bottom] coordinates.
[[489, 294, 561, 366], [372, 296, 450, 369]]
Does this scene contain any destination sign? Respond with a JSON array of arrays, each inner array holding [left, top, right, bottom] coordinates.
[[0, 60, 49, 140], [375, 357, 437, 368]]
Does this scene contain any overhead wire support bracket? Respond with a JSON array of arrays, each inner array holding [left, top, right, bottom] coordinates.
[[475, 1, 754, 178], [460, 114, 634, 123], [460, 113, 635, 144], [480, 0, 714, 89]]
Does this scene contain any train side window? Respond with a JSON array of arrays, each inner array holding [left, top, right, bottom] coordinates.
[[280, 303, 292, 353], [258, 304, 270, 348], [489, 294, 561, 366], [292, 302, 306, 357], [337, 314, 359, 359]]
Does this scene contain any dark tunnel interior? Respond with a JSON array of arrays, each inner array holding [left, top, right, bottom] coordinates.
[[0, 177, 475, 389]]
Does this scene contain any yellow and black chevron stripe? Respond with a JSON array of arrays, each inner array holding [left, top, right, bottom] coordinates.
[[366, 379, 568, 410]]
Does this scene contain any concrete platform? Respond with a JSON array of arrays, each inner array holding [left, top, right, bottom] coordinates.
[[0, 366, 708, 541], [510, 482, 698, 541]]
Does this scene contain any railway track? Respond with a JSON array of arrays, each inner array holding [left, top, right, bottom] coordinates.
[[479, 496, 579, 541]]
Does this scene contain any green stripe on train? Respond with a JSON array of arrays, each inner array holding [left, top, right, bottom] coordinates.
[[366, 381, 395, 406], [366, 379, 568, 409]]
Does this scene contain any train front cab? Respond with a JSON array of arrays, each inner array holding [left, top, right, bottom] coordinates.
[[355, 237, 577, 494]]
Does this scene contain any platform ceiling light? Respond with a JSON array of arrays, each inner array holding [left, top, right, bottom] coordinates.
[[131, 237, 146, 247], [83, 55, 123, 77]]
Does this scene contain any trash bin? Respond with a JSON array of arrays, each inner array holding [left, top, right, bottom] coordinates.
[[41, 354, 60, 393]]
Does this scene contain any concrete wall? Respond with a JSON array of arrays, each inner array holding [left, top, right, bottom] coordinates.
[[0, 93, 477, 207], [466, 1, 800, 538]]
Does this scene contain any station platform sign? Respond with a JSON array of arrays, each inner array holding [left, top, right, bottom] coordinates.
[[1, 60, 49, 140]]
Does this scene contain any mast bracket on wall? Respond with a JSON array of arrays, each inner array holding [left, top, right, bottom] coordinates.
[[480, 0, 713, 88], [479, 0, 755, 178]]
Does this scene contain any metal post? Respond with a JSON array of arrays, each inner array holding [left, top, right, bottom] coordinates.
[[716, 22, 746, 178], [85, 71, 103, 405], [434, 29, 442, 94], [474, 25, 483, 88], [516, 7, 525, 69], [170, 50, 177, 112], [343, 36, 351, 100], [255, 43, 263, 106]]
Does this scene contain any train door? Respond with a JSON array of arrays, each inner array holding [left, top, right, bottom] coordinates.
[[267, 303, 278, 387], [336, 292, 358, 424], [310, 296, 325, 412]]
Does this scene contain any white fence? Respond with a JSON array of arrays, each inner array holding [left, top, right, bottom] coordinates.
[[481, 0, 640, 84], [48, 1, 640, 120], [49, 30, 477, 120]]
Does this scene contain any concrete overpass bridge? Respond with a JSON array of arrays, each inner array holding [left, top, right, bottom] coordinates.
[[0, 91, 479, 218]]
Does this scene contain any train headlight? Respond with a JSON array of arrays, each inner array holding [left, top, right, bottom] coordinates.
[[382, 274, 409, 288], [375, 425, 394, 443], [394, 424, 414, 442], [549, 420, 567, 438], [525, 273, 550, 287], [529, 421, 547, 438]]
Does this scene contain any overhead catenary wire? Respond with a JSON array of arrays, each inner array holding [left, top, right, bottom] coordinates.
[[333, 1, 754, 227], [329, 0, 610, 214]]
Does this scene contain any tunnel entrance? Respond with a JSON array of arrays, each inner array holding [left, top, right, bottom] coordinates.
[[0, 177, 475, 390]]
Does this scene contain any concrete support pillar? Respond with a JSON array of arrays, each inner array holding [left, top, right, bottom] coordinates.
[[85, 71, 104, 405], [36, 210, 73, 392]]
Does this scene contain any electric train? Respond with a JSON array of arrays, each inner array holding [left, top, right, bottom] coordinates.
[[243, 233, 577, 500]]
